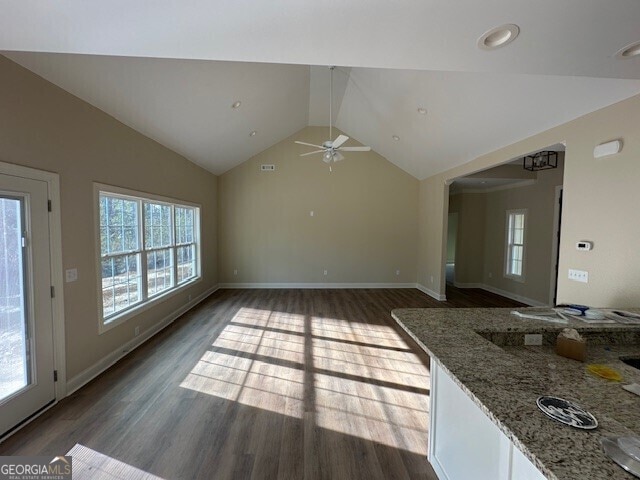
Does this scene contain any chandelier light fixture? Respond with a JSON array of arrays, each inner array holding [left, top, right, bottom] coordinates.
[[523, 151, 558, 172]]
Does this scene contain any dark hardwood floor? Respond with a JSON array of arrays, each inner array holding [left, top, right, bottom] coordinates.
[[0, 287, 524, 479]]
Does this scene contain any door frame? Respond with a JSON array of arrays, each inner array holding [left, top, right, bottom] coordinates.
[[0, 160, 66, 402], [549, 185, 563, 306]]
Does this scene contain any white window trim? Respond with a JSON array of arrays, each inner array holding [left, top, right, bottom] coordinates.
[[504, 208, 527, 283], [94, 183, 202, 334]]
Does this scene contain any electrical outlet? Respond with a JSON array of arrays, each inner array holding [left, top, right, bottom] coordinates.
[[310, 211, 314, 217], [568, 269, 588, 283], [524, 334, 543, 346], [430, 276, 434, 284], [396, 270, 400, 276], [323, 269, 328, 276], [234, 269, 238, 275], [134, 326, 140, 337], [488, 272, 493, 279]]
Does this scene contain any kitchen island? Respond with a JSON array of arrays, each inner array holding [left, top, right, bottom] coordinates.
[[392, 308, 640, 480]]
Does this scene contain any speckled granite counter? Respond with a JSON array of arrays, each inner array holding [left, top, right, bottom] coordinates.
[[391, 308, 640, 480]]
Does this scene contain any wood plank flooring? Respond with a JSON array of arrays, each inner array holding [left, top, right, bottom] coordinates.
[[0, 287, 523, 479]]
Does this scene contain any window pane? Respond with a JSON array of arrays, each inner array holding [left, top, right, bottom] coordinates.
[[513, 227, 524, 245], [177, 245, 196, 283], [175, 207, 195, 245], [147, 248, 174, 297], [512, 259, 522, 276], [0, 197, 30, 401], [101, 254, 141, 319], [145, 203, 172, 249], [513, 245, 523, 262], [100, 195, 139, 255], [514, 213, 524, 229]]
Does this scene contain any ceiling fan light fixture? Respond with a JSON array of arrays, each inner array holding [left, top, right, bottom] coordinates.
[[417, 107, 427, 115], [392, 135, 400, 141], [615, 40, 640, 58], [477, 24, 520, 50], [249, 130, 257, 137], [294, 66, 372, 167], [231, 100, 241, 109]]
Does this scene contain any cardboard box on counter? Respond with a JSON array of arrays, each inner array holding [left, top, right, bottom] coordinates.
[[556, 336, 586, 362]]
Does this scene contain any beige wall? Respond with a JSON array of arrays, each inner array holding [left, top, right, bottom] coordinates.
[[417, 175, 448, 295], [446, 212, 457, 264], [218, 126, 418, 284], [419, 93, 640, 308], [448, 193, 486, 283], [482, 164, 563, 304], [0, 55, 218, 380]]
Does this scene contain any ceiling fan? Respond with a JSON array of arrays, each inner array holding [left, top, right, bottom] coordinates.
[[295, 66, 371, 171]]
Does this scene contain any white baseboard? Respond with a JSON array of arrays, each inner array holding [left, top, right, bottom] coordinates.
[[65, 284, 219, 396], [416, 283, 447, 301], [219, 282, 417, 289], [454, 282, 548, 307], [453, 282, 484, 289]]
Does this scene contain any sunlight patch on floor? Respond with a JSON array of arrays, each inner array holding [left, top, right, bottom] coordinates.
[[310, 314, 430, 456], [67, 444, 164, 480], [180, 307, 430, 454], [180, 308, 307, 417]]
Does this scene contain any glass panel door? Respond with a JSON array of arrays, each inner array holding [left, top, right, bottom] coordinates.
[[0, 172, 55, 439], [0, 196, 30, 402]]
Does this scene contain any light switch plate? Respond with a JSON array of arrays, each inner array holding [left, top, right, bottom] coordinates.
[[65, 268, 78, 283]]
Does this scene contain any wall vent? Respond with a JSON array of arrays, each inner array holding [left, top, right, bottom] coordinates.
[[261, 164, 275, 172]]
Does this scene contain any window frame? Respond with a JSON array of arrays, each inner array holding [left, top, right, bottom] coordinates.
[[504, 208, 527, 283], [94, 183, 201, 334]]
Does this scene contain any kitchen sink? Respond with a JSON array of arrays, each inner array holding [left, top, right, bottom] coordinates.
[[621, 357, 640, 370]]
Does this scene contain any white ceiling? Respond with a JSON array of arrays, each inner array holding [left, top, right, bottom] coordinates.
[[2, 1, 640, 178]]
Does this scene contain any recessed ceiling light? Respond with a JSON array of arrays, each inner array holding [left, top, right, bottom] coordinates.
[[615, 40, 640, 58], [231, 101, 241, 109], [249, 131, 257, 137], [392, 135, 400, 141], [477, 24, 520, 50], [417, 107, 427, 115]]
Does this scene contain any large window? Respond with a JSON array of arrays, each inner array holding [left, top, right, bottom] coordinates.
[[97, 186, 200, 329], [505, 209, 526, 281]]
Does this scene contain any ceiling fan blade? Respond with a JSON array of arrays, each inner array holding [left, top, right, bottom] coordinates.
[[332, 135, 349, 149], [339, 146, 371, 152], [333, 152, 345, 162], [295, 140, 324, 149], [299, 150, 325, 157]]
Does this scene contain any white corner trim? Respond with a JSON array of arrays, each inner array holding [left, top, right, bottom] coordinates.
[[416, 283, 447, 301], [453, 282, 485, 289], [454, 282, 548, 307], [219, 282, 417, 289], [65, 284, 219, 396]]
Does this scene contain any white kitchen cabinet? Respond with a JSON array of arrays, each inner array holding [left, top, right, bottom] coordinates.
[[429, 360, 546, 480]]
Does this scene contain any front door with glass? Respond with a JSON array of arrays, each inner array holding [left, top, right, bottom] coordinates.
[[0, 173, 55, 438]]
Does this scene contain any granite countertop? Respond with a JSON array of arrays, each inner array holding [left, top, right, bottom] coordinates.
[[391, 307, 640, 480]]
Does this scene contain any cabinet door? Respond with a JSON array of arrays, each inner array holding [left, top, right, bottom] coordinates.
[[430, 361, 511, 480], [511, 444, 547, 480]]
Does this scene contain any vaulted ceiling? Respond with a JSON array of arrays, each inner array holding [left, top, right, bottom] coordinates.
[[2, 1, 640, 179]]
